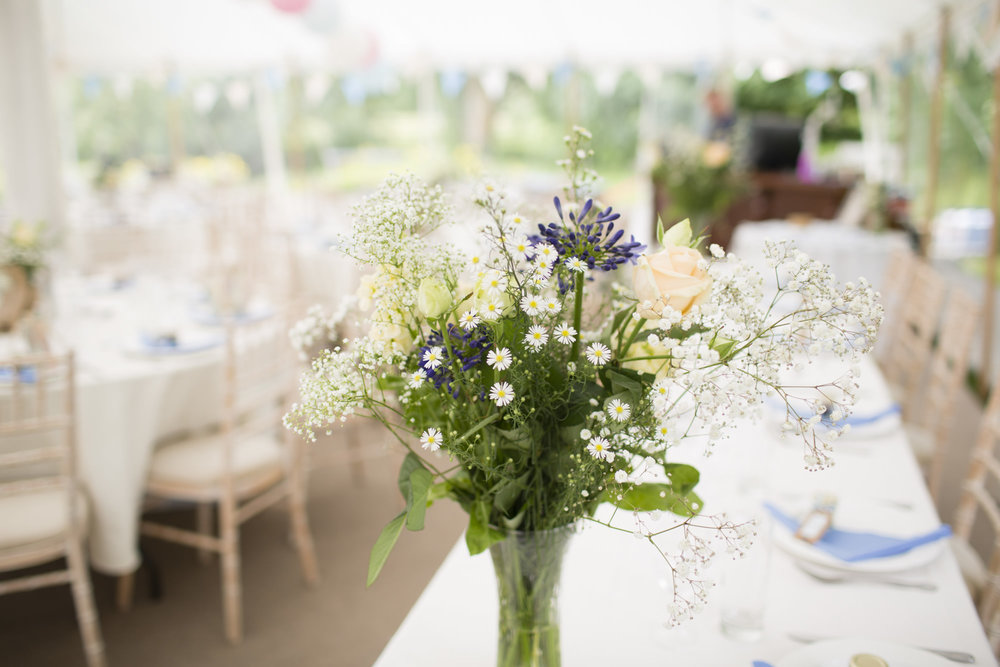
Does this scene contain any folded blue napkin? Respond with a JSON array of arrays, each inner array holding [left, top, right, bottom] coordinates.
[[0, 366, 36, 383], [752, 662, 775, 667], [765, 502, 952, 562], [820, 402, 901, 428]]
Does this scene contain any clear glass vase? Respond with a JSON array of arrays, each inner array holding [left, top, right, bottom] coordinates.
[[489, 525, 575, 667]]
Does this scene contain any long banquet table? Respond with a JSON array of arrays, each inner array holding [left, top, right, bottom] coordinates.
[[374, 358, 997, 665]]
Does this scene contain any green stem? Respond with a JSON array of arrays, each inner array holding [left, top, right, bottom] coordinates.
[[569, 273, 584, 362]]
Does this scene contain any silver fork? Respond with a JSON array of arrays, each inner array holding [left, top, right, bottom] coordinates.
[[796, 562, 937, 591]]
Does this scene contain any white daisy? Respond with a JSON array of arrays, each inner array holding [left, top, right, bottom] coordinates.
[[487, 347, 513, 371], [484, 271, 508, 295], [520, 294, 543, 316], [458, 310, 481, 331], [408, 369, 428, 388], [422, 346, 444, 369], [585, 342, 611, 366], [566, 256, 587, 272], [654, 424, 670, 440], [543, 298, 562, 316], [536, 243, 558, 261], [651, 379, 670, 400], [512, 235, 532, 258], [524, 325, 549, 349], [481, 300, 503, 320], [586, 436, 615, 462], [528, 272, 550, 290], [469, 255, 482, 269], [490, 381, 515, 407], [420, 427, 443, 452], [534, 258, 553, 275], [607, 399, 631, 422], [554, 323, 577, 345]]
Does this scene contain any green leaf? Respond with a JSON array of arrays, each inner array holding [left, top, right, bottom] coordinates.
[[662, 218, 692, 247], [493, 471, 530, 515], [405, 467, 434, 531], [367, 512, 406, 587], [662, 463, 700, 495], [605, 368, 643, 396], [397, 452, 422, 504], [376, 375, 407, 391], [655, 216, 665, 246], [611, 483, 704, 518], [466, 501, 505, 555]]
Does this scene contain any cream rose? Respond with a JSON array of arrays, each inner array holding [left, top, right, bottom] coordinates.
[[633, 246, 712, 319], [417, 277, 452, 319]]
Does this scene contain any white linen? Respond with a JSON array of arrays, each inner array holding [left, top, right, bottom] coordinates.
[[373, 357, 996, 665], [51, 276, 228, 574], [729, 221, 911, 295]]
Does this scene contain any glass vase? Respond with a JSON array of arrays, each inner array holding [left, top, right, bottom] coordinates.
[[489, 525, 575, 667]]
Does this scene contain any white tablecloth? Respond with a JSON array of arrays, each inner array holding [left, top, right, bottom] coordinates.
[[52, 277, 229, 574], [730, 221, 911, 294], [373, 358, 996, 665]]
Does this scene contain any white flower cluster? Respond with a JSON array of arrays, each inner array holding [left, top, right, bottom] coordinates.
[[288, 299, 354, 362]]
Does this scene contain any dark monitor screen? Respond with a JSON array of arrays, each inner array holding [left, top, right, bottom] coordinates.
[[748, 115, 803, 172]]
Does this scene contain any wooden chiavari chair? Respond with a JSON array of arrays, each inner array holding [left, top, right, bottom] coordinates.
[[904, 288, 980, 500], [954, 376, 1000, 656], [0, 352, 105, 666], [873, 246, 916, 365], [137, 313, 319, 644], [880, 259, 947, 417]]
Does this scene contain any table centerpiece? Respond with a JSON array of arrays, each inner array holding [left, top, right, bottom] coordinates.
[[285, 127, 881, 667]]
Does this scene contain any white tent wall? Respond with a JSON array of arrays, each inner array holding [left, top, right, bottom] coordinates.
[[0, 0, 65, 231]]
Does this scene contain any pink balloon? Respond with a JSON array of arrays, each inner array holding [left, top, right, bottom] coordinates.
[[270, 0, 311, 13]]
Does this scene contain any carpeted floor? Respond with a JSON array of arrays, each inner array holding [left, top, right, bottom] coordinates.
[[0, 421, 468, 667]]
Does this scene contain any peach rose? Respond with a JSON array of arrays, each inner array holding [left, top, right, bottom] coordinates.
[[633, 246, 712, 319]]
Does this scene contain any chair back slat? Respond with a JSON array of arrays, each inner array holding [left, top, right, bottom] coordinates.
[[917, 288, 980, 498], [882, 260, 946, 415], [0, 352, 79, 548], [875, 247, 916, 361]]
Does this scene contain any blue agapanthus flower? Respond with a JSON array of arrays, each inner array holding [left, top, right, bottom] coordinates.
[[418, 324, 491, 398], [530, 197, 646, 273]]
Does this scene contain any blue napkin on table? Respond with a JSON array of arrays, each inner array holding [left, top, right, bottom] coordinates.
[[0, 365, 36, 384], [752, 662, 775, 667], [765, 502, 952, 562], [820, 402, 901, 428]]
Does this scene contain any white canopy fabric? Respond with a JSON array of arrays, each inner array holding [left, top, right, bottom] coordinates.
[[337, 0, 970, 71], [50, 0, 1000, 75], [53, 0, 333, 74]]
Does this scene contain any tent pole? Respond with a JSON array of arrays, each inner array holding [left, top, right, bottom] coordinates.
[[982, 19, 1000, 398], [900, 32, 914, 186], [921, 6, 950, 257]]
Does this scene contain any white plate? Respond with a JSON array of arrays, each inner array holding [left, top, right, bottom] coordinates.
[[123, 331, 223, 357], [771, 499, 947, 574], [776, 637, 955, 667]]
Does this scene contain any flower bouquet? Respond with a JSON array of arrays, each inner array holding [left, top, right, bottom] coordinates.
[[286, 128, 881, 666], [0, 220, 51, 332]]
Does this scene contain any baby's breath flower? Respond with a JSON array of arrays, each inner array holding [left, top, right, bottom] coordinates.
[[489, 381, 515, 407], [486, 347, 513, 371], [614, 469, 629, 484], [420, 427, 442, 451]]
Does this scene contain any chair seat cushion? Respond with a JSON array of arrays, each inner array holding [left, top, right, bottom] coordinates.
[[0, 487, 88, 551], [148, 432, 284, 488], [951, 537, 988, 601], [904, 423, 934, 465]]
